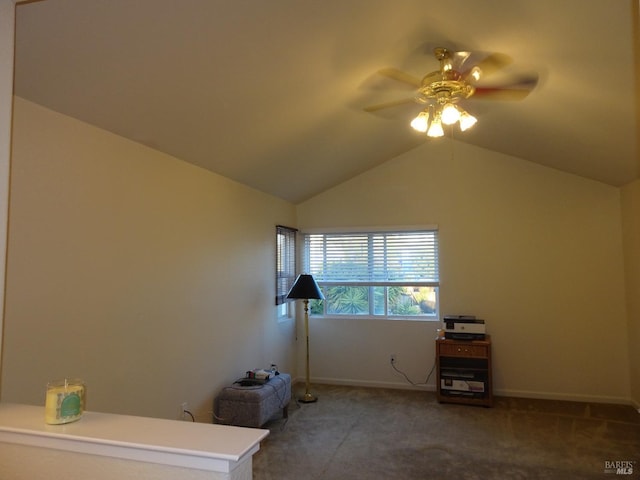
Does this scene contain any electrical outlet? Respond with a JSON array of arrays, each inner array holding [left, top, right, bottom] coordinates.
[[390, 354, 396, 364], [179, 402, 188, 420]]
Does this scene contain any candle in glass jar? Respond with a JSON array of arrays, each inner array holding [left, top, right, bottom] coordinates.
[[45, 378, 85, 425]]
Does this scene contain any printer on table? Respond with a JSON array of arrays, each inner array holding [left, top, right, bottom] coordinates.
[[443, 315, 486, 340]]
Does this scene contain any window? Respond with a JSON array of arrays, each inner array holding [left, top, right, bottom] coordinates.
[[303, 227, 439, 320], [275, 225, 297, 310]]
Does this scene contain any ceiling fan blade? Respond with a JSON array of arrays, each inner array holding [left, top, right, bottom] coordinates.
[[473, 87, 533, 101], [462, 52, 512, 80], [473, 73, 539, 100], [364, 97, 416, 112], [376, 68, 421, 88]]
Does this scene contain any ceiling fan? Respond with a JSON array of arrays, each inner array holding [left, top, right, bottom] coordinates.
[[365, 47, 538, 137]]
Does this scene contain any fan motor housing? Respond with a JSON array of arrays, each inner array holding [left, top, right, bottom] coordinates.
[[417, 80, 475, 104]]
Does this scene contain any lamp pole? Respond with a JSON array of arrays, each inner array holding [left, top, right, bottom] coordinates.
[[301, 298, 316, 403], [286, 274, 324, 403]]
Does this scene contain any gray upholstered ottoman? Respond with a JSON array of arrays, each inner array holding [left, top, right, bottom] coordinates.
[[214, 373, 291, 428]]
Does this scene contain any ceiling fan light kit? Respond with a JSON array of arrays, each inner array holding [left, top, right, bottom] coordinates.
[[410, 110, 429, 132], [441, 103, 462, 125], [458, 110, 477, 131], [410, 47, 479, 137], [426, 114, 445, 138], [410, 101, 476, 137]]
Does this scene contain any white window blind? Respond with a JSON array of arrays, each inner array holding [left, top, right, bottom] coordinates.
[[304, 230, 439, 285]]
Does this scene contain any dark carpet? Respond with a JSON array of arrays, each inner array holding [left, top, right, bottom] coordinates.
[[252, 384, 640, 480]]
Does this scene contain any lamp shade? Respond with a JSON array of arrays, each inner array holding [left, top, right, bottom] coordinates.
[[286, 274, 324, 300]]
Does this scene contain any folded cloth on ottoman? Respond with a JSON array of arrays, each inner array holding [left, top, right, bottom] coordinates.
[[214, 373, 291, 428]]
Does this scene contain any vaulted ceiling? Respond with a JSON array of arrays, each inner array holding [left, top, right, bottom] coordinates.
[[13, 0, 640, 203]]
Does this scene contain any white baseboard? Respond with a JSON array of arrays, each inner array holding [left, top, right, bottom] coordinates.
[[494, 388, 634, 406], [311, 376, 437, 392], [294, 376, 637, 407]]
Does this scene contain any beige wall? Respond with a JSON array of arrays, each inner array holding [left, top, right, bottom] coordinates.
[[0, 91, 635, 411], [1, 98, 297, 419], [621, 178, 640, 407], [297, 139, 631, 404]]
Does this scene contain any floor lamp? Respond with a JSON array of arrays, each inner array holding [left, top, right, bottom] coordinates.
[[287, 274, 324, 403]]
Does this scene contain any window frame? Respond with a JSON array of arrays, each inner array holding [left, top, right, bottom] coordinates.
[[275, 225, 297, 313], [302, 226, 439, 321]]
